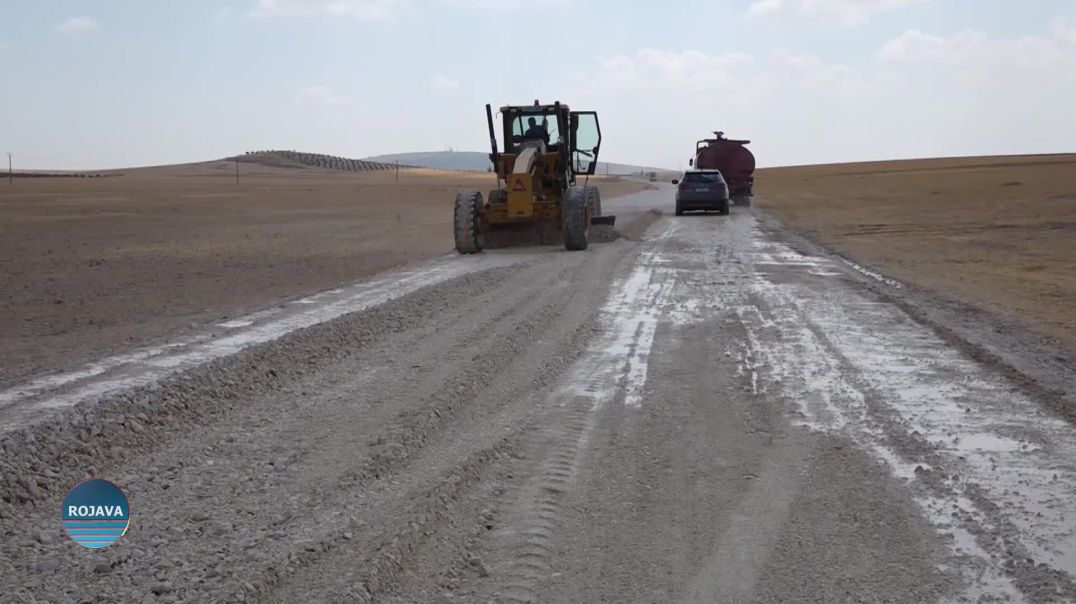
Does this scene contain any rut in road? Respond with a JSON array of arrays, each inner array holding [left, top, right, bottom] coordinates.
[[445, 214, 1076, 603], [0, 240, 635, 603], [439, 218, 942, 603]]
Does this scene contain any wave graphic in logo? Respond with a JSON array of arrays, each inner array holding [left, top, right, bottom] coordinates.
[[61, 478, 130, 549]]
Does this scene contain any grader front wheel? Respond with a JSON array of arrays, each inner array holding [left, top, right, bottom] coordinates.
[[454, 190, 485, 254], [563, 186, 590, 251]]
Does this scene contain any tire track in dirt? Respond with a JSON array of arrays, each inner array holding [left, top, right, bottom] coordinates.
[[492, 398, 597, 604], [461, 223, 681, 603], [284, 255, 592, 495], [0, 249, 619, 602], [267, 240, 633, 603]]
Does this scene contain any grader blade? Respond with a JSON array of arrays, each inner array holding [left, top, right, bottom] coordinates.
[[483, 221, 562, 249]]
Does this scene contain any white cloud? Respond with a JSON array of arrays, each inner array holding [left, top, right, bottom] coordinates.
[[565, 21, 1076, 168], [56, 17, 100, 35], [298, 85, 352, 107], [597, 49, 755, 92], [253, 0, 403, 19], [1052, 16, 1076, 45], [431, 75, 460, 93], [747, 0, 930, 25], [878, 28, 987, 62], [878, 25, 1076, 70], [588, 48, 870, 101]]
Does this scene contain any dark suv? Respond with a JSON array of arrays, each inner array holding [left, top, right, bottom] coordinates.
[[673, 170, 730, 216]]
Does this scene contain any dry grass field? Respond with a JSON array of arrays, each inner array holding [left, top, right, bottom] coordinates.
[[0, 161, 646, 385], [756, 154, 1076, 348]]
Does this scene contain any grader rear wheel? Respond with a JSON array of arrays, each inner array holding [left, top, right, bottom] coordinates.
[[585, 186, 602, 217], [563, 186, 590, 251], [454, 190, 485, 254]]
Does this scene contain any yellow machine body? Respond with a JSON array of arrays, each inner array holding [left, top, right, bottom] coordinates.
[[494, 148, 563, 223], [452, 100, 607, 253]]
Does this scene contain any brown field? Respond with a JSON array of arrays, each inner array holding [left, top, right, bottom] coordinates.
[[0, 161, 646, 385], [756, 154, 1076, 348]]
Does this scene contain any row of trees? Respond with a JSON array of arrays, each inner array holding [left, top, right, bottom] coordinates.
[[243, 150, 396, 172]]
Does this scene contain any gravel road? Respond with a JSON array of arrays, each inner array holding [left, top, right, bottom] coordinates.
[[1, 186, 1074, 603]]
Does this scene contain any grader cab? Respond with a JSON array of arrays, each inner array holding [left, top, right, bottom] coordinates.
[[453, 100, 612, 254]]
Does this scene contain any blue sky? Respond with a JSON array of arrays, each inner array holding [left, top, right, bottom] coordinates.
[[2, 0, 1075, 169]]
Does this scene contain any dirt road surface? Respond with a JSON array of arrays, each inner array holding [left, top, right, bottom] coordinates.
[[2, 185, 1074, 603]]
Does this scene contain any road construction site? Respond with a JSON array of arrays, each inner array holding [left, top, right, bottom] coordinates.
[[1, 160, 1074, 603]]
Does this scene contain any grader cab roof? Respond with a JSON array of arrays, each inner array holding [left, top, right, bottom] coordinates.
[[500, 101, 570, 114]]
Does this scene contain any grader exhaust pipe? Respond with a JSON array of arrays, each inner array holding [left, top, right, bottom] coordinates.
[[486, 103, 501, 188]]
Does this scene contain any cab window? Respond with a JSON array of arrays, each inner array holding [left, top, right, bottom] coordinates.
[[510, 112, 560, 143], [683, 171, 724, 184]]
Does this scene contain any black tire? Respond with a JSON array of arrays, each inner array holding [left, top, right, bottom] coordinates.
[[720, 202, 730, 215], [584, 186, 602, 217], [454, 190, 484, 254], [563, 186, 590, 251], [675, 203, 684, 216]]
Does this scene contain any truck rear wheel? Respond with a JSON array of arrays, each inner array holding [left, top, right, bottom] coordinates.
[[733, 193, 753, 207], [563, 186, 590, 251], [454, 190, 484, 254]]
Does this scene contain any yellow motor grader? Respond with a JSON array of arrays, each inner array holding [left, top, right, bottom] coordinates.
[[453, 100, 613, 253]]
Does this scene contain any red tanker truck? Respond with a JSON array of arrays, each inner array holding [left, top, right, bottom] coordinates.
[[689, 132, 755, 206]]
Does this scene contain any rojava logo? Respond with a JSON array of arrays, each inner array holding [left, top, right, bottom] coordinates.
[[61, 478, 130, 549]]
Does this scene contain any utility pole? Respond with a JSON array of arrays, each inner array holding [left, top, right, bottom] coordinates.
[[7, 153, 12, 186], [395, 160, 399, 184], [235, 156, 240, 184]]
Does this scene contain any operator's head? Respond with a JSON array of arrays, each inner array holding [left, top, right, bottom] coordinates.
[[528, 117, 537, 128]]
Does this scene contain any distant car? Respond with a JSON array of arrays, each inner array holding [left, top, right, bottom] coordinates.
[[648, 171, 657, 182], [672, 169, 730, 215]]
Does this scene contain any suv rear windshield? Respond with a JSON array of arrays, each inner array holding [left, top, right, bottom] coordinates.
[[683, 172, 725, 184]]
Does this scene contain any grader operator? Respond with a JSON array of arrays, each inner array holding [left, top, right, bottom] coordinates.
[[453, 100, 613, 254]]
